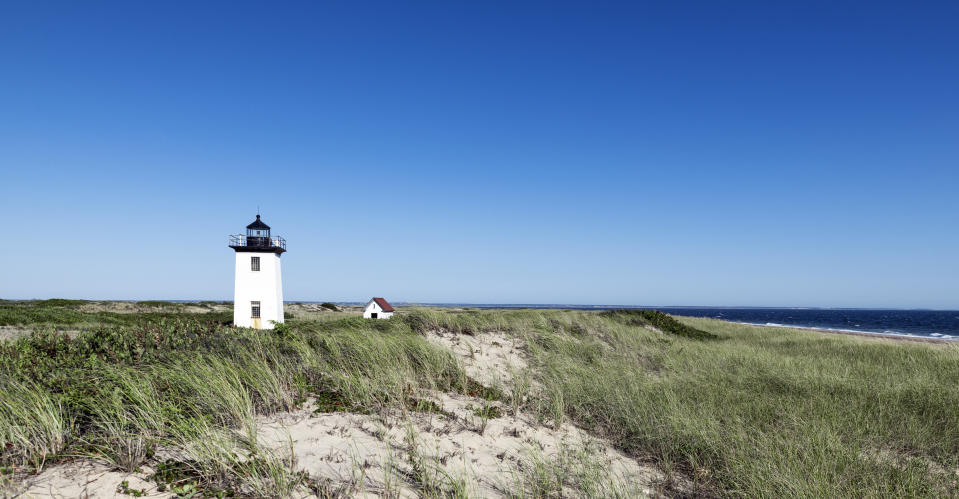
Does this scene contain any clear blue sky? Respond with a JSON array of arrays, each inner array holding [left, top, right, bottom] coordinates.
[[1, 1, 957, 308]]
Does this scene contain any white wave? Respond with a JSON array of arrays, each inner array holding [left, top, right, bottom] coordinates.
[[735, 321, 956, 340]]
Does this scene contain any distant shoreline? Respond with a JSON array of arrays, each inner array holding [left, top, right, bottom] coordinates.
[[4, 299, 957, 342], [318, 302, 959, 312], [387, 303, 959, 341], [403, 304, 959, 342], [729, 321, 957, 344]]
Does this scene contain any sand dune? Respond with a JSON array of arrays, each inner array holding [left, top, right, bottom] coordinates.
[[17, 330, 662, 498]]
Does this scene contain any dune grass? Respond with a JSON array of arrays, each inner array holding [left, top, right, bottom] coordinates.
[[0, 303, 957, 497], [404, 308, 959, 497], [0, 379, 72, 471], [0, 314, 470, 496]]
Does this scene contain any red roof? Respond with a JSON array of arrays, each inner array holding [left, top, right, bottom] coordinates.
[[372, 297, 394, 312]]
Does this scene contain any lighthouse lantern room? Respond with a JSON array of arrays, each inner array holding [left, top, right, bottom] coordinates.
[[229, 215, 286, 329]]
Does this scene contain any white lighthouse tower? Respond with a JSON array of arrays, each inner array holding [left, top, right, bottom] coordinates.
[[228, 214, 286, 329]]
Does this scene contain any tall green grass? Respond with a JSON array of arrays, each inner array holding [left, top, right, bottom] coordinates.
[[2, 306, 957, 497], [403, 309, 959, 497], [0, 379, 72, 470], [0, 316, 470, 496]]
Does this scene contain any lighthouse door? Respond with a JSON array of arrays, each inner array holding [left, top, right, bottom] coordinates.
[[251, 301, 262, 329]]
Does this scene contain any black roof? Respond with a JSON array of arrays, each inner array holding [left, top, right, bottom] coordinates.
[[246, 215, 271, 230]]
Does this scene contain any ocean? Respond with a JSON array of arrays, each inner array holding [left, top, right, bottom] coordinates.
[[407, 304, 959, 340]]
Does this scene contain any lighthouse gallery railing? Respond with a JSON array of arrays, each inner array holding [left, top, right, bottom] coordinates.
[[228, 234, 287, 250]]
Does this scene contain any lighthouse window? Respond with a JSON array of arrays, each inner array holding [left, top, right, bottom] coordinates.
[[251, 301, 261, 318], [251, 256, 260, 272]]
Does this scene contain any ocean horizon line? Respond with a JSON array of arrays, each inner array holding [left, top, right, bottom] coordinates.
[[6, 298, 957, 312]]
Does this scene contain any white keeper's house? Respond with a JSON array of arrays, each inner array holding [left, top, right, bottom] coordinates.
[[229, 214, 286, 329], [363, 297, 395, 319]]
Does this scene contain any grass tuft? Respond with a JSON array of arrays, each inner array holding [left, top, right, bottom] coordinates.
[[0, 378, 73, 470]]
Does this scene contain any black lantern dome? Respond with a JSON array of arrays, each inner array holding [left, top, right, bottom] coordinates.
[[246, 215, 271, 238], [229, 214, 286, 254]]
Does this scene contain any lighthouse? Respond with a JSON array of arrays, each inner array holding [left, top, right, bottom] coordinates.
[[228, 214, 286, 329]]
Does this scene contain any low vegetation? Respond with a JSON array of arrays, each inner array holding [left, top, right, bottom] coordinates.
[[0, 303, 502, 496], [357, 308, 959, 496], [0, 301, 957, 497], [600, 308, 719, 340], [0, 299, 231, 328]]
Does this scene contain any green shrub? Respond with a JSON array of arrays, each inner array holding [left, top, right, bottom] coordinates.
[[135, 301, 178, 308], [34, 299, 86, 308], [601, 309, 718, 340], [0, 301, 231, 327]]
